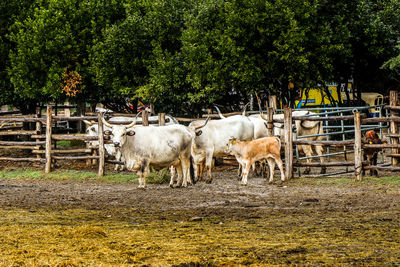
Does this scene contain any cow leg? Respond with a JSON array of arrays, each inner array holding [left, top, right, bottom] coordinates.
[[302, 145, 313, 174], [234, 157, 246, 180], [175, 164, 184, 187], [371, 153, 378, 177], [251, 162, 259, 176], [199, 161, 205, 181], [261, 160, 269, 179], [192, 160, 200, 182], [169, 165, 177, 187], [315, 145, 326, 174], [266, 158, 276, 183], [193, 157, 205, 182], [374, 154, 379, 177], [181, 157, 191, 187], [92, 149, 98, 165], [237, 164, 242, 179], [114, 150, 123, 171], [205, 151, 214, 184], [241, 160, 252, 186], [138, 161, 150, 188], [362, 154, 367, 176], [274, 157, 285, 182]]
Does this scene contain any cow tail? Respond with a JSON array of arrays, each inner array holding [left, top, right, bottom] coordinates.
[[275, 136, 281, 148], [190, 155, 195, 184]]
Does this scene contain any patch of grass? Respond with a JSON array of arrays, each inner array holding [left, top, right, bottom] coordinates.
[[291, 176, 354, 186], [0, 169, 137, 183], [291, 176, 400, 187], [0, 169, 43, 180], [362, 176, 400, 186], [56, 140, 85, 148], [146, 168, 171, 184]]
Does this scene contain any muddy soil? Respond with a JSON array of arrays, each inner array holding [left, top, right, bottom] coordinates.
[[0, 165, 399, 221], [0, 148, 399, 221]]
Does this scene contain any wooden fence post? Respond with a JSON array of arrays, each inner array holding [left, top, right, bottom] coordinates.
[[269, 95, 277, 110], [142, 110, 149, 126], [390, 91, 399, 165], [158, 113, 166, 126], [267, 107, 274, 136], [36, 106, 42, 159], [97, 113, 105, 176], [354, 112, 363, 181], [284, 108, 293, 179], [45, 106, 52, 173]]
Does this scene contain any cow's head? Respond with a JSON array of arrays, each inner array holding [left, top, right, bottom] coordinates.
[[225, 137, 238, 154], [189, 117, 210, 137], [102, 118, 136, 148], [83, 120, 97, 136]]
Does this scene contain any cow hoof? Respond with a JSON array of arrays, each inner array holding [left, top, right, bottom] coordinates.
[[169, 184, 174, 188], [206, 180, 213, 184], [320, 167, 327, 174]]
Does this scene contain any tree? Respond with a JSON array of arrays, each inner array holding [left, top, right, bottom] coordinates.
[[8, 0, 126, 108], [346, 0, 400, 99], [0, 0, 36, 112], [91, 0, 193, 114]]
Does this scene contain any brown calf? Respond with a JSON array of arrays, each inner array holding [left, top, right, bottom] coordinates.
[[225, 137, 285, 185], [362, 130, 383, 176]]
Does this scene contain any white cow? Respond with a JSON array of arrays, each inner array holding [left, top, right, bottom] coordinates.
[[84, 121, 123, 170], [257, 110, 326, 174], [189, 114, 254, 183], [84, 114, 178, 171], [102, 118, 208, 188]]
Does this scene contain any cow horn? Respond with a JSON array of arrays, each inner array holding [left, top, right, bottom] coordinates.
[[260, 113, 267, 121], [126, 119, 137, 128], [136, 110, 143, 119], [101, 117, 113, 128], [194, 116, 209, 130], [213, 105, 225, 119], [83, 120, 94, 126], [242, 102, 250, 116]]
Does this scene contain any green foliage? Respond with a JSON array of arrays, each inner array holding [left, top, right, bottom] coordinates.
[[145, 168, 171, 184], [8, 0, 126, 104], [1, 0, 399, 112], [0, 0, 36, 107]]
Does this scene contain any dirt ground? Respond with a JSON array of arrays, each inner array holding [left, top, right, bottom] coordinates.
[[0, 149, 400, 265]]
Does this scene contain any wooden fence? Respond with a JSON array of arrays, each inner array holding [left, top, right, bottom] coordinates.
[[0, 91, 399, 181], [0, 108, 171, 176], [281, 90, 400, 181]]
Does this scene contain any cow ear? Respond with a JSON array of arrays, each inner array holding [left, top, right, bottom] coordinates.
[[127, 130, 135, 136], [196, 130, 202, 136]]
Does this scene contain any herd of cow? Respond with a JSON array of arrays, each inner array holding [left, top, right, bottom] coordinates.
[[83, 108, 384, 188]]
